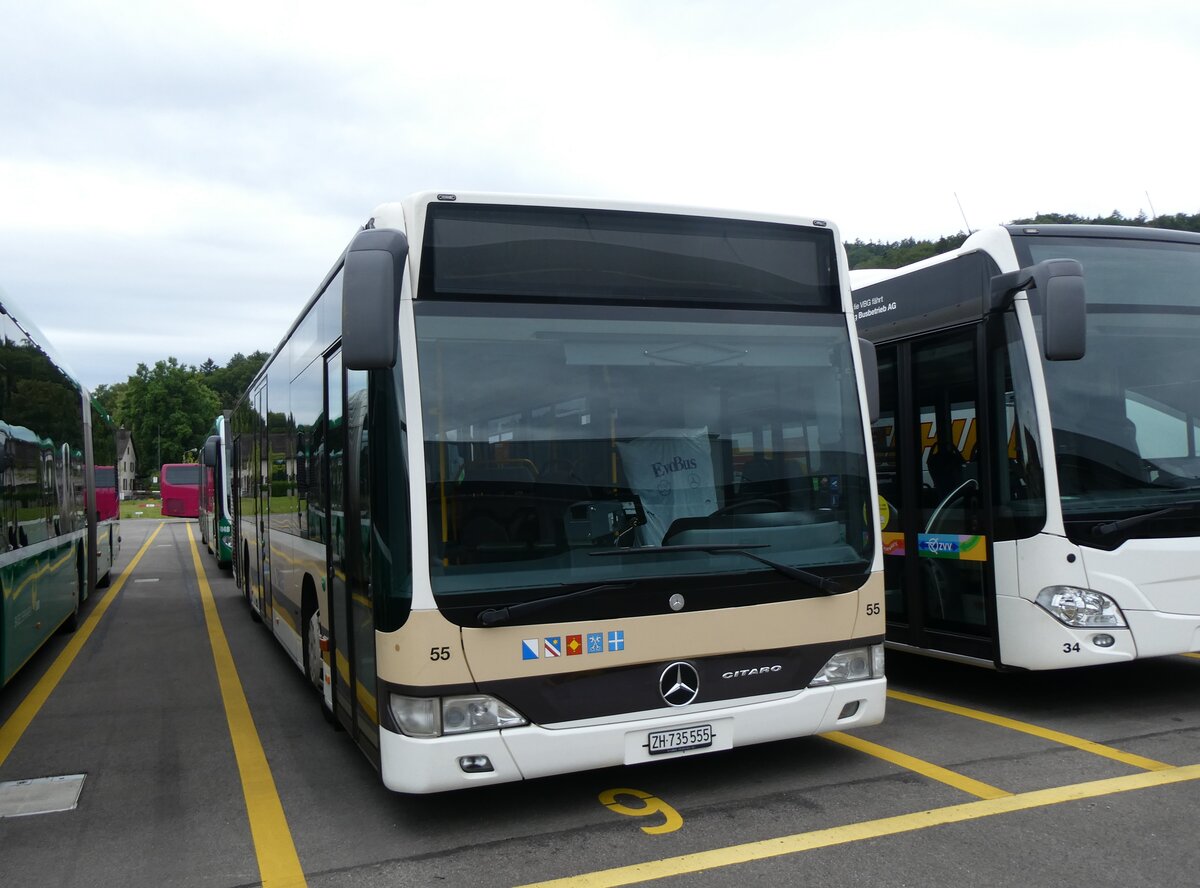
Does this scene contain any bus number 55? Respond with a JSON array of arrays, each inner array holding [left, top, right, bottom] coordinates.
[[430, 646, 451, 661]]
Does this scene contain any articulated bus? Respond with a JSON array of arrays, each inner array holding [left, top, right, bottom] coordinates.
[[232, 192, 885, 793], [853, 224, 1200, 670], [198, 413, 233, 567], [160, 463, 200, 518], [0, 284, 119, 687]]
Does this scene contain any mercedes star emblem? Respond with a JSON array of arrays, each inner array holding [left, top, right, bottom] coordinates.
[[659, 661, 700, 707]]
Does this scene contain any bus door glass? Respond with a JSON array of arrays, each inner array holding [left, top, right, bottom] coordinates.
[[345, 367, 377, 751], [256, 385, 271, 619], [327, 350, 354, 731], [910, 329, 992, 651], [872, 328, 996, 658], [873, 345, 907, 624]]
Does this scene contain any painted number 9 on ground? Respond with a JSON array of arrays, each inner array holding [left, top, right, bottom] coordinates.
[[598, 787, 684, 835]]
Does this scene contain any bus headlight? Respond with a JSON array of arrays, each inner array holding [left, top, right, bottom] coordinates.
[[810, 644, 885, 686], [441, 695, 527, 735], [388, 695, 441, 738], [1035, 586, 1127, 628], [388, 693, 527, 737]]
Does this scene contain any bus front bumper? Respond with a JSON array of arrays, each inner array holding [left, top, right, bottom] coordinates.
[[378, 678, 885, 794]]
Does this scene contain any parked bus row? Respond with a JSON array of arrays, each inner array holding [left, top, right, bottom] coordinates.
[[0, 284, 120, 688], [204, 196, 1198, 794]]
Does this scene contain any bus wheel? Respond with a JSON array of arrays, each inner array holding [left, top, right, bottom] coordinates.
[[304, 610, 322, 692], [304, 608, 335, 726]]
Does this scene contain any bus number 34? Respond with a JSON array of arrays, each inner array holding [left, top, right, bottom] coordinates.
[[430, 646, 452, 661]]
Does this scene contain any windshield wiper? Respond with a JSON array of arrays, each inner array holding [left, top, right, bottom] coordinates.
[[590, 544, 843, 596], [1092, 505, 1190, 537], [477, 582, 633, 627]]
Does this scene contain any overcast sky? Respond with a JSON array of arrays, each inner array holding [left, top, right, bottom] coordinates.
[[2, 0, 1197, 389]]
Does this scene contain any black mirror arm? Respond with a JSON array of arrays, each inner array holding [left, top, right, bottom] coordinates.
[[989, 269, 1035, 312], [990, 258, 1084, 312]]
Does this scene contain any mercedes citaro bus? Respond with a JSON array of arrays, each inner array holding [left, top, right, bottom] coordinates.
[[231, 192, 886, 792], [854, 224, 1200, 670]]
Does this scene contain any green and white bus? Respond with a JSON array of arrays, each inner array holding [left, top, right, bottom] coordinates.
[[232, 192, 885, 792], [0, 283, 119, 687], [199, 413, 233, 568]]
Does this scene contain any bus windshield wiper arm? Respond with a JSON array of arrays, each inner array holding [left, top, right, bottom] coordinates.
[[590, 544, 842, 596], [478, 583, 633, 627], [1092, 505, 1187, 537]]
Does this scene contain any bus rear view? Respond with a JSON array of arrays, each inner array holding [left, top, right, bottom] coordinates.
[[160, 463, 200, 518]]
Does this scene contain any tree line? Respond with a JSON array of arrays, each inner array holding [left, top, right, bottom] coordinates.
[[847, 209, 1200, 269], [93, 351, 267, 486]]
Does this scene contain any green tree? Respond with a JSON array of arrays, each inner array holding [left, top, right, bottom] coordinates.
[[848, 210, 1200, 270], [205, 350, 269, 409], [121, 358, 220, 470], [92, 381, 128, 419]]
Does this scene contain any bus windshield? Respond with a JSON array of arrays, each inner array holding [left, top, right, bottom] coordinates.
[[164, 464, 200, 486], [418, 301, 872, 616], [1023, 235, 1200, 515]]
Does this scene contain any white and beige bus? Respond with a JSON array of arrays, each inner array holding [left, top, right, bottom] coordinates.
[[231, 192, 885, 793]]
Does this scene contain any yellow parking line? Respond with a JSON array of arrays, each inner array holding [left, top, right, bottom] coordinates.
[[888, 689, 1172, 771], [823, 731, 1010, 800], [0, 525, 164, 770], [1181, 653, 1200, 661], [186, 524, 307, 888], [519, 763, 1200, 887]]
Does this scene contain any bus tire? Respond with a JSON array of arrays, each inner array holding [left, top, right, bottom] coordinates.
[[304, 610, 322, 691]]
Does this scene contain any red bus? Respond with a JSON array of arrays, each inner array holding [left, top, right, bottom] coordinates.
[[160, 463, 200, 518], [94, 465, 119, 521]]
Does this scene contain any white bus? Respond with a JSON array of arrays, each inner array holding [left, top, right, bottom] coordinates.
[[853, 224, 1200, 669], [232, 192, 885, 792]]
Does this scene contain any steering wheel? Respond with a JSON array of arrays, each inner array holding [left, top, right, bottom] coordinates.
[[710, 498, 782, 517], [538, 458, 585, 484]]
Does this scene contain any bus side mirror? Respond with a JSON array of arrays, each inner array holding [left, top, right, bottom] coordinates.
[[991, 258, 1086, 361], [343, 228, 409, 370], [1033, 259, 1086, 362], [202, 435, 218, 467], [858, 338, 880, 424]]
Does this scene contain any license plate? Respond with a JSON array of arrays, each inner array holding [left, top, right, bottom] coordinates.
[[646, 724, 713, 755]]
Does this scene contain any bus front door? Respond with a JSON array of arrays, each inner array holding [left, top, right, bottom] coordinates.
[[329, 353, 379, 760], [876, 328, 997, 663], [256, 385, 271, 622]]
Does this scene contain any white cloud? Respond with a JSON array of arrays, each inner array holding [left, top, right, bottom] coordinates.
[[1, 0, 1198, 387]]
